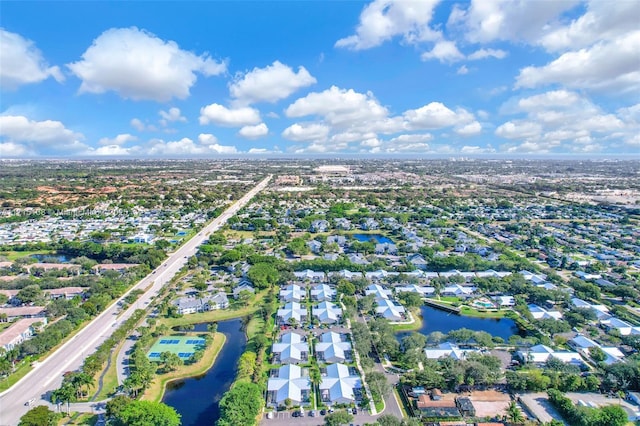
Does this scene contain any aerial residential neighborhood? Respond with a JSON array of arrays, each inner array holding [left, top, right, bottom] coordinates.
[[2, 0, 640, 425], [0, 159, 639, 426]]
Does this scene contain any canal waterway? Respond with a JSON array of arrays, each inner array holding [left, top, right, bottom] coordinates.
[[397, 305, 519, 341], [162, 318, 246, 426]]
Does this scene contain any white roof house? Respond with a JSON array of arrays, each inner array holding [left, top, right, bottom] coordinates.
[[310, 284, 337, 302], [280, 284, 306, 303], [571, 297, 611, 320], [272, 332, 309, 364], [331, 270, 363, 280], [492, 295, 515, 307], [519, 270, 547, 284], [424, 342, 479, 361], [294, 269, 325, 282], [232, 282, 255, 299], [395, 285, 435, 297], [442, 285, 476, 298], [267, 364, 311, 407], [365, 269, 398, 281], [517, 344, 584, 366], [315, 332, 352, 363], [600, 317, 640, 336], [277, 302, 307, 325], [365, 284, 392, 300], [375, 298, 406, 322], [528, 304, 563, 320], [319, 363, 362, 405], [313, 301, 343, 324]]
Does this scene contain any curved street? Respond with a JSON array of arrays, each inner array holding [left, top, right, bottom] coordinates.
[[0, 176, 271, 426]]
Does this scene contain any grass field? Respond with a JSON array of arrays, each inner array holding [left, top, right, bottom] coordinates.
[[142, 332, 225, 402], [158, 290, 267, 329], [92, 340, 125, 401], [0, 250, 53, 261], [459, 306, 508, 319], [0, 361, 32, 392]]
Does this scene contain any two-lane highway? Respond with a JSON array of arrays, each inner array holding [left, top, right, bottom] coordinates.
[[0, 175, 271, 425]]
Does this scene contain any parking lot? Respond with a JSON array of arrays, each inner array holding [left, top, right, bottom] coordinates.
[[262, 407, 374, 425]]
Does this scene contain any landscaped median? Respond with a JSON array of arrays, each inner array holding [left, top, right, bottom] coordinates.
[[141, 332, 226, 403]]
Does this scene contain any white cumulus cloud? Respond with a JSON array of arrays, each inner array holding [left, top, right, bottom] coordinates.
[[0, 115, 86, 153], [282, 123, 330, 142], [336, 0, 442, 50], [67, 27, 226, 101], [238, 123, 268, 139], [199, 104, 261, 127], [0, 29, 64, 90], [98, 133, 137, 146], [229, 61, 316, 105]]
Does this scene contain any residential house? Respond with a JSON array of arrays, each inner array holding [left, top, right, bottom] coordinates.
[[528, 304, 563, 320], [277, 302, 307, 325], [315, 332, 352, 363], [173, 293, 229, 315], [294, 269, 325, 282], [313, 301, 343, 324], [407, 253, 428, 269], [233, 281, 255, 299], [45, 287, 86, 300], [347, 253, 369, 265], [517, 344, 584, 366], [600, 317, 640, 336], [319, 363, 362, 405], [415, 395, 460, 419], [365, 284, 393, 300], [310, 284, 336, 302], [333, 218, 351, 230], [569, 335, 625, 365], [375, 243, 398, 255], [0, 317, 47, 351], [280, 284, 306, 303], [424, 342, 479, 361], [331, 270, 362, 280], [571, 297, 611, 320], [442, 285, 476, 298], [271, 332, 309, 364], [395, 285, 435, 297], [0, 306, 46, 320], [310, 220, 330, 233], [307, 240, 322, 254], [326, 235, 347, 246], [360, 218, 379, 230], [375, 298, 406, 322], [267, 364, 311, 407]]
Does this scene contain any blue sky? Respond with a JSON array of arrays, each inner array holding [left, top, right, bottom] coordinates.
[[1, 0, 638, 157]]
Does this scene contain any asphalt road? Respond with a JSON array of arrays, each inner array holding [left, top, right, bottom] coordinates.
[[0, 175, 271, 425]]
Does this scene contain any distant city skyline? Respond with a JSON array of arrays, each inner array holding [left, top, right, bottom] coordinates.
[[1, 0, 638, 157]]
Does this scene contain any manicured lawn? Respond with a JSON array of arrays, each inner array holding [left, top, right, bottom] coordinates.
[[92, 341, 124, 401], [58, 413, 98, 425], [142, 332, 225, 402], [158, 290, 266, 329], [0, 361, 32, 392], [392, 309, 423, 332], [459, 306, 508, 319], [0, 250, 53, 261]]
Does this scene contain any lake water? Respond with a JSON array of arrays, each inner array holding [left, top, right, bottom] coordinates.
[[162, 319, 246, 426], [30, 254, 70, 263], [397, 305, 519, 341], [352, 234, 393, 244]]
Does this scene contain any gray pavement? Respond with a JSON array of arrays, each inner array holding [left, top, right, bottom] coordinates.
[[0, 176, 271, 426], [115, 333, 138, 386]]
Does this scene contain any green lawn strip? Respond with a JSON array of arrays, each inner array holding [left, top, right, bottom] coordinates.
[[0, 361, 32, 392], [393, 385, 410, 418], [0, 250, 53, 261], [392, 308, 423, 332], [92, 340, 124, 401], [158, 291, 267, 329], [459, 306, 508, 319], [142, 332, 226, 403], [58, 412, 98, 425]]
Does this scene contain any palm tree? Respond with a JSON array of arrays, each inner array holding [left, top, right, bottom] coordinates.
[[71, 372, 94, 399], [506, 401, 524, 425]]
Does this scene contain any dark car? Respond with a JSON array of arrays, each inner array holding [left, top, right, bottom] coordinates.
[[320, 409, 326, 415], [292, 411, 300, 417], [352, 407, 358, 414]]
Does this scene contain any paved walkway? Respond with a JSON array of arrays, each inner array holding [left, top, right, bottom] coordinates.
[[116, 333, 138, 386]]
